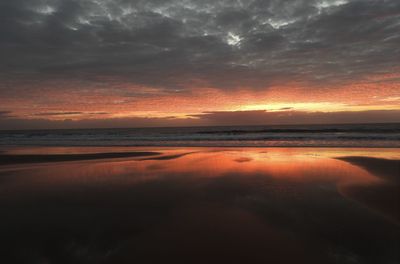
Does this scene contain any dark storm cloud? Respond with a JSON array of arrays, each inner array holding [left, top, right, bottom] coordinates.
[[88, 112, 110, 115], [0, 115, 200, 130], [33, 111, 83, 116], [30, 111, 110, 117], [190, 109, 400, 125], [0, 111, 13, 118], [0, 0, 399, 96]]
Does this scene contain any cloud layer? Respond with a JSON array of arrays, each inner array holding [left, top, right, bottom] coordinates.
[[1, 109, 399, 130], [1, 0, 399, 94]]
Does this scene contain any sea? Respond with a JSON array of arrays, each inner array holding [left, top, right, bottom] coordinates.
[[0, 123, 399, 147]]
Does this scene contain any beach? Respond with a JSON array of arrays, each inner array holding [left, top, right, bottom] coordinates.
[[3, 0, 400, 262], [0, 147, 399, 263]]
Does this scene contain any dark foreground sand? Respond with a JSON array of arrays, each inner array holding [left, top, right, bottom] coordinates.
[[0, 148, 399, 264], [337, 156, 400, 223]]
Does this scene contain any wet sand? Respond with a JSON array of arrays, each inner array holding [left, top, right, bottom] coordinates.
[[0, 147, 399, 264], [0, 151, 160, 165]]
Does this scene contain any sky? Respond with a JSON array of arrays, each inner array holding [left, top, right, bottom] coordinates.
[[1, 0, 400, 129]]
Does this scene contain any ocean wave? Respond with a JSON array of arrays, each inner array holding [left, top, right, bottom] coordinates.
[[1, 124, 399, 147]]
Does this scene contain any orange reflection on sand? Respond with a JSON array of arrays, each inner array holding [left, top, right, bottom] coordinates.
[[137, 149, 380, 185], [2, 148, 385, 191]]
